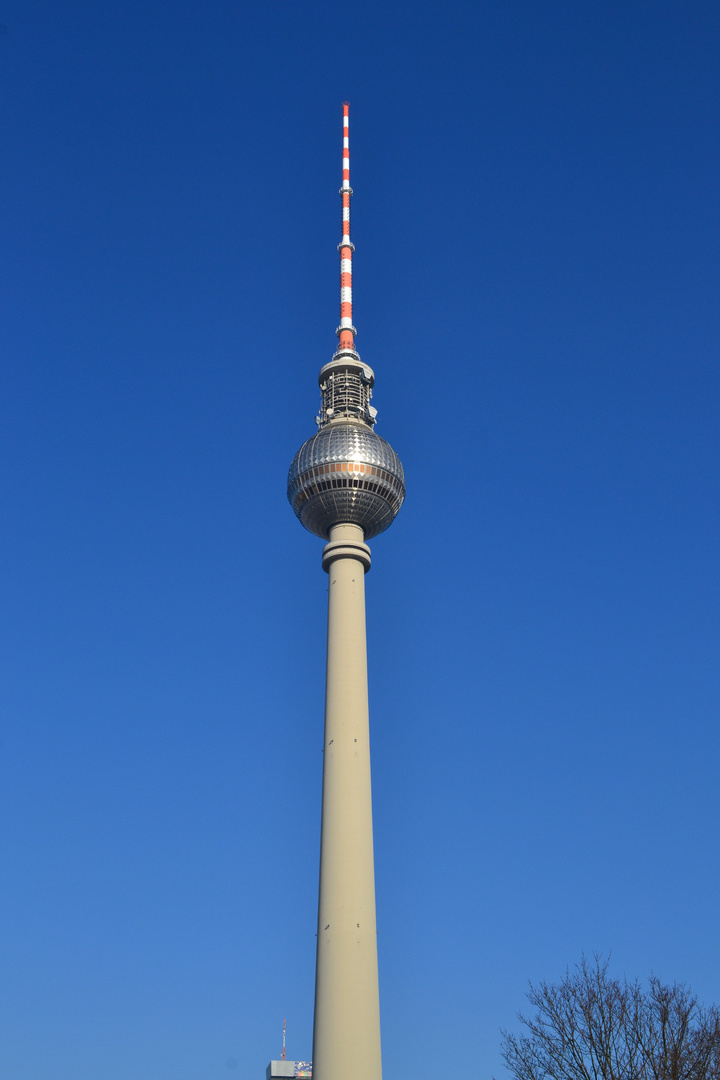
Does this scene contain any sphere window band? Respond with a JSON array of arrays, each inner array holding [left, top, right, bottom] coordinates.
[[291, 464, 402, 508]]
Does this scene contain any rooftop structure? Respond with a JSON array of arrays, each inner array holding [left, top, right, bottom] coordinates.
[[266, 1062, 312, 1080]]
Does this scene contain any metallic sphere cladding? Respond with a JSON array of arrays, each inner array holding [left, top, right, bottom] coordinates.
[[288, 422, 405, 540]]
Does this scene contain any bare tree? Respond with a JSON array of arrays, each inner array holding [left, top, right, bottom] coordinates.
[[500, 955, 720, 1080]]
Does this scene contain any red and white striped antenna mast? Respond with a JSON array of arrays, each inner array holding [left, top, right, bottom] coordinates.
[[282, 1018, 286, 1061], [337, 102, 356, 353], [310, 102, 378, 431]]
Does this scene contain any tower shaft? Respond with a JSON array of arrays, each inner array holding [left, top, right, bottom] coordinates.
[[312, 523, 382, 1080]]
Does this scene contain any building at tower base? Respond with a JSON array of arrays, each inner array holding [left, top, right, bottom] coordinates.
[[266, 1061, 312, 1080]]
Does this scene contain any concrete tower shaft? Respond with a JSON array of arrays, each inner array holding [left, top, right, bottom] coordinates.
[[313, 522, 382, 1080]]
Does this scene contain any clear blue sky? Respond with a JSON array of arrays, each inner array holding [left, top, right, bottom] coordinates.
[[1, 2, 718, 1077]]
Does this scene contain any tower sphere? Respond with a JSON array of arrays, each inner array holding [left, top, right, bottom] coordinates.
[[288, 420, 405, 540]]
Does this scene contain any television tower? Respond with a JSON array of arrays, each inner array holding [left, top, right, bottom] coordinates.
[[287, 103, 405, 1080]]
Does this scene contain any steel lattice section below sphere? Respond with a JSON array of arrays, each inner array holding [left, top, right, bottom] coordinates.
[[288, 421, 405, 539]]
